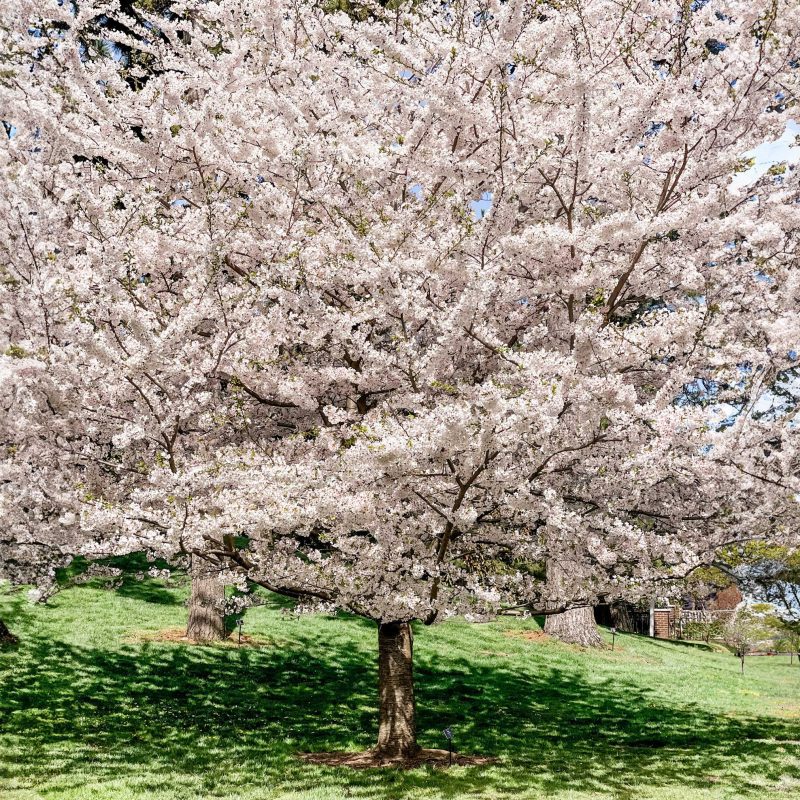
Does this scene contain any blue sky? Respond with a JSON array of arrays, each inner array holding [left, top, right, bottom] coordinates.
[[731, 120, 799, 188], [461, 121, 798, 221]]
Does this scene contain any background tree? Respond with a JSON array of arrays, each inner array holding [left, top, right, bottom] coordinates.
[[735, 545, 800, 624], [724, 610, 756, 674], [773, 619, 800, 664], [0, 619, 16, 645], [543, 560, 603, 647], [724, 604, 777, 673], [544, 606, 603, 648]]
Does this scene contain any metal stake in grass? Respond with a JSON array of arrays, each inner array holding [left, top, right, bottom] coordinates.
[[442, 727, 453, 766], [237, 617, 244, 646]]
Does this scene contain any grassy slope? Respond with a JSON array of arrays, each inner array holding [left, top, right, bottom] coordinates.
[[1, 577, 799, 800]]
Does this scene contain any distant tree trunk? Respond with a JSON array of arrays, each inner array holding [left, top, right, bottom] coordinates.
[[545, 606, 604, 647], [374, 621, 420, 761], [0, 619, 17, 645], [544, 557, 603, 647], [186, 557, 226, 642]]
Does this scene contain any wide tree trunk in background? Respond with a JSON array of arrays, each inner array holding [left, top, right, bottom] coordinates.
[[186, 557, 226, 642], [375, 621, 420, 761], [0, 619, 17, 645], [544, 605, 604, 647], [544, 557, 604, 647]]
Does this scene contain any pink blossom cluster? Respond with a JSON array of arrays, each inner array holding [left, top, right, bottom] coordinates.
[[1, 0, 799, 622]]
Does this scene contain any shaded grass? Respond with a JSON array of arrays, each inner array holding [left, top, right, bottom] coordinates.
[[1, 581, 800, 799]]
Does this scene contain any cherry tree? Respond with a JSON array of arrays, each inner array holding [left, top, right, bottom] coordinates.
[[3, 0, 800, 763], [1, 0, 346, 638]]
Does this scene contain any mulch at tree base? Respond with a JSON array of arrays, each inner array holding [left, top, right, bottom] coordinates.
[[298, 749, 499, 769], [125, 627, 270, 648], [503, 629, 550, 642], [503, 629, 624, 652]]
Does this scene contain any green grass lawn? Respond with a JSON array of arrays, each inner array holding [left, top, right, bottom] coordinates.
[[2, 575, 800, 800]]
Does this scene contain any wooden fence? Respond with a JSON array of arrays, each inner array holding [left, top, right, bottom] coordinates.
[[595, 604, 735, 640], [679, 609, 735, 625]]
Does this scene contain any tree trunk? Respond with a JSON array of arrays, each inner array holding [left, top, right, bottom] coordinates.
[[0, 619, 17, 645], [544, 557, 603, 647], [545, 606, 604, 647], [186, 558, 226, 642], [375, 621, 419, 761]]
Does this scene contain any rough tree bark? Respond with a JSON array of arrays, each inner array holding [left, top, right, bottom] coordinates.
[[186, 557, 226, 642], [544, 605, 604, 647], [375, 621, 420, 761], [544, 557, 604, 647], [0, 619, 17, 645]]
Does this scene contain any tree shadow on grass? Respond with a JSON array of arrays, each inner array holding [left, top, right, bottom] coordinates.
[[114, 575, 183, 606], [53, 553, 185, 607], [415, 650, 800, 796], [0, 625, 798, 799]]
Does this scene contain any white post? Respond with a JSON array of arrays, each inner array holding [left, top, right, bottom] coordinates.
[[649, 597, 655, 638]]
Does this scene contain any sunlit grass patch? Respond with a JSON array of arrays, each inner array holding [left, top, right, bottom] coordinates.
[[2, 582, 799, 799]]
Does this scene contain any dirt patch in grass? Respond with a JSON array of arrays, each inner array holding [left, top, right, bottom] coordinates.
[[125, 627, 272, 648], [773, 703, 800, 719], [299, 748, 498, 769], [502, 629, 646, 660], [504, 629, 550, 643]]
